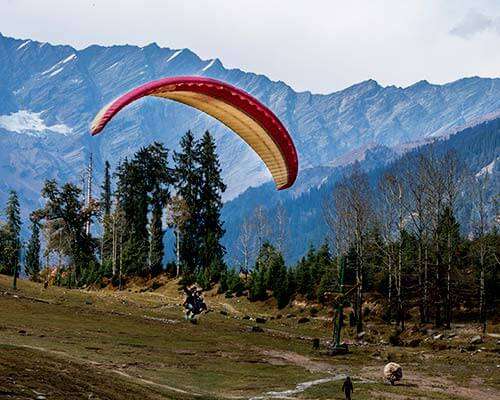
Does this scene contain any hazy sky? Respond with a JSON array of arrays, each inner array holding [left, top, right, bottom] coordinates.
[[2, 0, 500, 93]]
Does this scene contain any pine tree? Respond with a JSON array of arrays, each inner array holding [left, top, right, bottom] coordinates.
[[101, 161, 112, 216], [295, 257, 313, 299], [115, 143, 172, 277], [5, 191, 21, 289], [249, 266, 267, 301], [25, 216, 41, 281], [101, 161, 113, 266], [317, 263, 338, 303], [174, 131, 202, 277], [198, 131, 227, 282], [149, 198, 165, 276], [144, 143, 172, 276], [272, 255, 290, 309], [116, 157, 150, 275]]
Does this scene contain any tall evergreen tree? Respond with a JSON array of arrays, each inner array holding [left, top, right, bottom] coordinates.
[[115, 157, 150, 275], [144, 143, 172, 276], [101, 160, 113, 265], [272, 254, 290, 309], [5, 191, 21, 288], [174, 131, 202, 277], [115, 143, 172, 276], [101, 161, 112, 216], [198, 131, 227, 281], [25, 216, 41, 281]]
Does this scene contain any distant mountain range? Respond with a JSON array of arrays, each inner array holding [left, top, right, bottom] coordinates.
[[0, 33, 499, 262]]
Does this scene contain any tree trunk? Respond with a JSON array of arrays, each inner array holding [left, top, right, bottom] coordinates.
[[176, 228, 181, 277], [12, 264, 18, 290], [424, 246, 429, 323], [356, 238, 364, 333], [418, 242, 424, 324], [479, 248, 486, 333], [397, 241, 403, 330], [112, 216, 117, 276], [446, 233, 452, 329], [388, 253, 392, 319]]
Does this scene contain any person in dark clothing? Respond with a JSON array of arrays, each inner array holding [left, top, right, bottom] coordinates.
[[342, 376, 353, 400], [183, 287, 207, 323]]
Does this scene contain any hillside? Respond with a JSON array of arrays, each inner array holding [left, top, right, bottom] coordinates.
[[1, 32, 500, 214], [1, 275, 499, 400], [223, 118, 500, 264]]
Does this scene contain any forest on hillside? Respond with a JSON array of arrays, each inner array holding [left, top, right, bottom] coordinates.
[[223, 117, 500, 263], [0, 123, 498, 333]]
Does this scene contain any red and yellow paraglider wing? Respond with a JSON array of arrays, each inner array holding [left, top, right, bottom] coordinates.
[[90, 76, 298, 190]]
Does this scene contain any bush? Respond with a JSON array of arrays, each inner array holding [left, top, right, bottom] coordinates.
[[389, 330, 401, 346], [220, 268, 245, 296], [196, 269, 211, 291]]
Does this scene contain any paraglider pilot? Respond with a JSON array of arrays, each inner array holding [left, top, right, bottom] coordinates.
[[183, 286, 207, 323]]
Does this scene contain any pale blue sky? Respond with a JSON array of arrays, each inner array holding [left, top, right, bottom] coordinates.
[[2, 0, 500, 93]]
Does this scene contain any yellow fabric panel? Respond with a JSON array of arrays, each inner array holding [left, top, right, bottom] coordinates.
[[154, 90, 289, 189]]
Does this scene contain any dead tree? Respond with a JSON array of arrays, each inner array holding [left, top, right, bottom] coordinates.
[[470, 173, 491, 332], [274, 201, 288, 257], [326, 165, 374, 333], [254, 205, 270, 252], [378, 173, 406, 329], [166, 195, 190, 277], [238, 215, 256, 278]]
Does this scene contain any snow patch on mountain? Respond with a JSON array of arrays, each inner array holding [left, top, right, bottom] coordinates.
[[17, 40, 31, 50], [202, 59, 216, 71], [0, 110, 72, 136], [41, 53, 76, 76], [166, 49, 182, 63], [476, 158, 497, 177]]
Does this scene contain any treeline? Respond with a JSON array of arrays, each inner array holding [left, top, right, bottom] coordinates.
[[0, 131, 226, 290], [226, 148, 498, 331], [0, 130, 498, 331]]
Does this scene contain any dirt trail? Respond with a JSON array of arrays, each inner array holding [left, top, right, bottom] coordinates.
[[113, 370, 199, 395], [249, 376, 347, 400], [262, 349, 338, 373]]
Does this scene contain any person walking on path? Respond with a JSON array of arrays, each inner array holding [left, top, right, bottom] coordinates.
[[342, 376, 354, 400]]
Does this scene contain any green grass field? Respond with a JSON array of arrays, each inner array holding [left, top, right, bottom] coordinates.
[[0, 275, 498, 400]]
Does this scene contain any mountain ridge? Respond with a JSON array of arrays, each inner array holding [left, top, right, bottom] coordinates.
[[1, 32, 499, 215]]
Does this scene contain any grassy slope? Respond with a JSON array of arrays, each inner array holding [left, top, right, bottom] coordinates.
[[0, 275, 499, 400]]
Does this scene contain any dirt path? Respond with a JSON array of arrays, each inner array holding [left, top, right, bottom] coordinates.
[[249, 376, 347, 400], [262, 349, 339, 373], [113, 370, 199, 395]]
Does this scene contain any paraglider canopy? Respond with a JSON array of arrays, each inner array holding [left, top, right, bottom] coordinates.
[[90, 76, 298, 190]]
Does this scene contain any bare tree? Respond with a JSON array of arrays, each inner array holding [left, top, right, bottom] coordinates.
[[377, 173, 406, 329], [238, 215, 256, 278], [441, 151, 464, 328], [400, 153, 433, 323], [470, 173, 492, 332], [274, 201, 288, 257], [254, 205, 270, 252], [166, 195, 190, 277], [326, 165, 374, 333]]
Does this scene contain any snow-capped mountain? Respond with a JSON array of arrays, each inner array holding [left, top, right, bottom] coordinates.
[[1, 33, 500, 214]]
